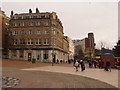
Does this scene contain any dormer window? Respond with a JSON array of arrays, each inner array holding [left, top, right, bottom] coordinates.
[[41, 15, 45, 19], [26, 16, 29, 19], [46, 15, 50, 19], [39, 15, 41, 18], [33, 15, 37, 19], [18, 16, 22, 19]]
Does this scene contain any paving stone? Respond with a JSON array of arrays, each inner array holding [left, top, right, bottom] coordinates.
[[2, 59, 118, 88], [2, 77, 20, 88]]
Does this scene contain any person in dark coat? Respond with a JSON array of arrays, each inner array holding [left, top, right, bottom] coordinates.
[[89, 61, 92, 68], [93, 60, 97, 68], [98, 60, 102, 69], [80, 60, 85, 71], [73, 59, 76, 66], [57, 59, 59, 64], [68, 59, 71, 64], [105, 61, 111, 72], [102, 61, 104, 68]]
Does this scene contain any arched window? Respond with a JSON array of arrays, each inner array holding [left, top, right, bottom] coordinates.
[[36, 30, 41, 35], [44, 38, 49, 45], [28, 30, 32, 35]]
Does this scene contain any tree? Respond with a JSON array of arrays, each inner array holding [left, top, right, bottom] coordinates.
[[97, 40, 111, 49], [113, 40, 120, 57], [74, 45, 84, 59], [99, 41, 106, 49]]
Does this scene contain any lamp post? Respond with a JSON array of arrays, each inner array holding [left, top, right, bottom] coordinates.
[[52, 30, 55, 66]]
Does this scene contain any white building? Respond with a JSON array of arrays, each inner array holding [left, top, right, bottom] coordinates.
[[65, 36, 74, 60], [73, 39, 85, 53]]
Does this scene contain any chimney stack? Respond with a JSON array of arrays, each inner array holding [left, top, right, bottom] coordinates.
[[10, 10, 14, 19], [36, 8, 39, 13], [29, 9, 32, 13]]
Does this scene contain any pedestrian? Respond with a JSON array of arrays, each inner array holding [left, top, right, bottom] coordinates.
[[93, 60, 97, 68], [89, 61, 92, 68], [75, 60, 79, 71], [73, 59, 76, 66], [102, 61, 104, 68], [98, 60, 102, 69], [80, 60, 85, 71], [105, 61, 111, 72], [68, 59, 71, 64], [57, 59, 59, 64]]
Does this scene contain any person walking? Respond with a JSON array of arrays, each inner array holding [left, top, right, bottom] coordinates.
[[89, 61, 92, 68], [80, 60, 85, 71], [73, 59, 76, 67], [98, 60, 102, 69], [105, 61, 111, 72], [68, 59, 71, 64], [102, 61, 104, 68], [56, 59, 59, 64], [93, 60, 97, 68], [75, 60, 79, 71]]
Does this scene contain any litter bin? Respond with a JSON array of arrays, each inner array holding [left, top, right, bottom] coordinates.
[[32, 58, 36, 63]]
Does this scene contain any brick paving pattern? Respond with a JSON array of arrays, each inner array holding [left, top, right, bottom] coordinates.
[[2, 76, 20, 88], [2, 59, 118, 88]]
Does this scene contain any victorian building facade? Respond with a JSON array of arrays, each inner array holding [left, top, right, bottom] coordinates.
[[0, 9, 10, 58], [9, 8, 69, 62]]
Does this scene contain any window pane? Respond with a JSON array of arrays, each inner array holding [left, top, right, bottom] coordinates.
[[36, 39, 38, 44], [39, 39, 42, 44]]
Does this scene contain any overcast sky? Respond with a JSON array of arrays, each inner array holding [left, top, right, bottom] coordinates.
[[1, 1, 119, 49]]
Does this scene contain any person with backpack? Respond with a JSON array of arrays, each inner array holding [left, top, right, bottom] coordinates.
[[93, 60, 97, 68], [80, 60, 85, 71], [75, 60, 79, 71], [105, 61, 111, 72]]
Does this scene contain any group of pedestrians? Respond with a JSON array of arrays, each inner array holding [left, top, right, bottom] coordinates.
[[88, 60, 104, 69], [73, 60, 85, 72], [88, 60, 111, 72]]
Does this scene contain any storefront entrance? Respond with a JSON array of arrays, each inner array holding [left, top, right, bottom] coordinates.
[[53, 55, 56, 63], [28, 53, 32, 61]]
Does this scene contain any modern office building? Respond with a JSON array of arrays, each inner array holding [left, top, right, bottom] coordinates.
[[73, 32, 95, 58], [9, 8, 69, 62]]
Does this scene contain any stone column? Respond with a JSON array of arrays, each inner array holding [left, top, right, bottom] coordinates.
[[8, 50, 11, 59], [24, 50, 27, 60], [49, 50, 52, 62], [41, 50, 43, 62], [16, 50, 19, 60], [33, 50, 37, 59]]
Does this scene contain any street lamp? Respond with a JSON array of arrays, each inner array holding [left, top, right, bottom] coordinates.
[[52, 30, 55, 66]]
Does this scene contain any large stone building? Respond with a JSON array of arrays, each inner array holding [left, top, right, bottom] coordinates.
[[9, 8, 69, 62], [73, 33, 95, 58], [0, 9, 10, 58]]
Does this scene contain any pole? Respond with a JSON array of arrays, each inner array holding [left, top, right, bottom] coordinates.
[[52, 30, 54, 66]]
